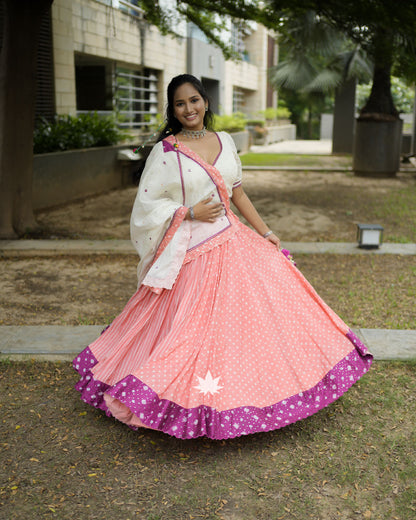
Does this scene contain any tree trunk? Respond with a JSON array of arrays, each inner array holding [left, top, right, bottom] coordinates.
[[352, 28, 402, 177], [359, 29, 398, 120], [0, 0, 53, 238]]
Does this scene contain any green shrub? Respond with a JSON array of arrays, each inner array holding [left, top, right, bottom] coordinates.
[[276, 107, 291, 119], [257, 107, 278, 121], [257, 107, 291, 121], [246, 119, 266, 127], [143, 113, 165, 133], [213, 112, 247, 133], [33, 112, 127, 154]]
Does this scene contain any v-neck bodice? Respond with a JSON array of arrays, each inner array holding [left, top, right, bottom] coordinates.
[[173, 132, 223, 168]]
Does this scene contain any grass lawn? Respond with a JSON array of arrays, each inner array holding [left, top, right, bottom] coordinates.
[[1, 360, 415, 519], [297, 255, 416, 330], [240, 153, 352, 169], [3, 152, 415, 519]]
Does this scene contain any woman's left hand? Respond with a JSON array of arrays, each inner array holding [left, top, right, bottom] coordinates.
[[266, 233, 281, 249]]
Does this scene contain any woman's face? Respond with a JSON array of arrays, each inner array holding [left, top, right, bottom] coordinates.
[[173, 82, 207, 131]]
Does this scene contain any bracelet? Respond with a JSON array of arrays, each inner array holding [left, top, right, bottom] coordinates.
[[189, 206, 195, 220], [263, 230, 273, 238]]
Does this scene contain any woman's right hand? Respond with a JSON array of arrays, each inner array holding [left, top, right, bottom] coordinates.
[[188, 198, 224, 223]]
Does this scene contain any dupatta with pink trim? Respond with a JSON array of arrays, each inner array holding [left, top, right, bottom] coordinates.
[[130, 132, 242, 291]]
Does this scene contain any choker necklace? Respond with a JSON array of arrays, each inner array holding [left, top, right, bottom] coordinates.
[[180, 127, 207, 139]]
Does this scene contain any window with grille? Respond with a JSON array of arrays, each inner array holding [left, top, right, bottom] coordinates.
[[233, 87, 245, 113], [114, 68, 159, 128], [231, 23, 245, 55], [96, 0, 143, 18], [230, 22, 250, 61], [75, 54, 113, 116]]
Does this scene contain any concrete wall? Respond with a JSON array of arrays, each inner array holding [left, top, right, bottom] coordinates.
[[32, 133, 249, 210], [266, 125, 296, 143], [223, 25, 271, 116], [187, 35, 225, 113], [51, 0, 271, 119], [187, 31, 225, 81], [33, 144, 138, 210], [320, 114, 333, 140], [52, 1, 77, 114], [224, 61, 259, 115], [51, 0, 187, 116], [243, 26, 268, 115], [332, 80, 356, 154], [230, 131, 250, 153]]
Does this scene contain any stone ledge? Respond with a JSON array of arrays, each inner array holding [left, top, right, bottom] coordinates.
[[1, 240, 415, 257], [1, 326, 415, 362]]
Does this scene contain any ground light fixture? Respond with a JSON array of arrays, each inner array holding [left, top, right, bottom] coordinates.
[[356, 223, 384, 249]]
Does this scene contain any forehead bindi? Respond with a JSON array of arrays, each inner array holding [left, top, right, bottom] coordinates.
[[173, 83, 201, 103]]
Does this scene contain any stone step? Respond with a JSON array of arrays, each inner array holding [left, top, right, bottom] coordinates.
[[1, 240, 415, 256], [1, 326, 415, 362]]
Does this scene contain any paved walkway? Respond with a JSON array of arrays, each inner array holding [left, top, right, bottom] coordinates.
[[1, 239, 415, 256], [1, 238, 415, 362], [1, 325, 415, 362], [2, 144, 414, 360], [246, 139, 416, 173], [251, 139, 333, 154]]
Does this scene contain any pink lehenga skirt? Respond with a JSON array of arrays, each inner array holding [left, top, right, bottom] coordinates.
[[73, 221, 372, 439]]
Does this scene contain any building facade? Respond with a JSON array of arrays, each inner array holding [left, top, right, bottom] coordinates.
[[41, 0, 277, 128]]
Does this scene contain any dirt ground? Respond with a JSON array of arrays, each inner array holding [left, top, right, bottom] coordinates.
[[1, 253, 415, 329], [35, 169, 416, 243], [1, 168, 414, 329], [1, 169, 415, 519]]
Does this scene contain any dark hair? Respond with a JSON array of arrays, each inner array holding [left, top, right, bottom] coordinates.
[[157, 74, 214, 142]]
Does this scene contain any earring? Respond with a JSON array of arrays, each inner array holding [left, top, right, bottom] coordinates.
[[205, 107, 208, 111]]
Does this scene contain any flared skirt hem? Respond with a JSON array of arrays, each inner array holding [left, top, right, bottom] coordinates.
[[73, 329, 372, 440]]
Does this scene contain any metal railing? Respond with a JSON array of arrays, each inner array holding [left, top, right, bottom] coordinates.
[[96, 0, 144, 19]]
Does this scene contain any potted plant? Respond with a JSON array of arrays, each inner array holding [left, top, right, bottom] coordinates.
[[352, 30, 403, 177], [252, 123, 269, 145]]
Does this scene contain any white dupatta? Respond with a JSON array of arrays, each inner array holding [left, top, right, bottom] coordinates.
[[130, 132, 242, 291]]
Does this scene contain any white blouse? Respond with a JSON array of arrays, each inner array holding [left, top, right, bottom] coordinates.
[[130, 131, 242, 290]]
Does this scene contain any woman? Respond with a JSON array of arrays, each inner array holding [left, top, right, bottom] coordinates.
[[73, 74, 372, 440]]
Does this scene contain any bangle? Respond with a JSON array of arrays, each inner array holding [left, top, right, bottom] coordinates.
[[189, 206, 195, 220], [263, 230, 273, 238]]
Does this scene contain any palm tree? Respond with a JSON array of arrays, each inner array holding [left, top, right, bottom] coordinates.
[[269, 10, 372, 146], [268, 0, 416, 176]]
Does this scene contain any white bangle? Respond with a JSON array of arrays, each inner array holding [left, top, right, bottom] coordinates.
[[263, 230, 273, 238], [189, 206, 195, 220]]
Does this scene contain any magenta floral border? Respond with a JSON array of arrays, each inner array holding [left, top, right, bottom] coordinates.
[[73, 330, 373, 440]]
